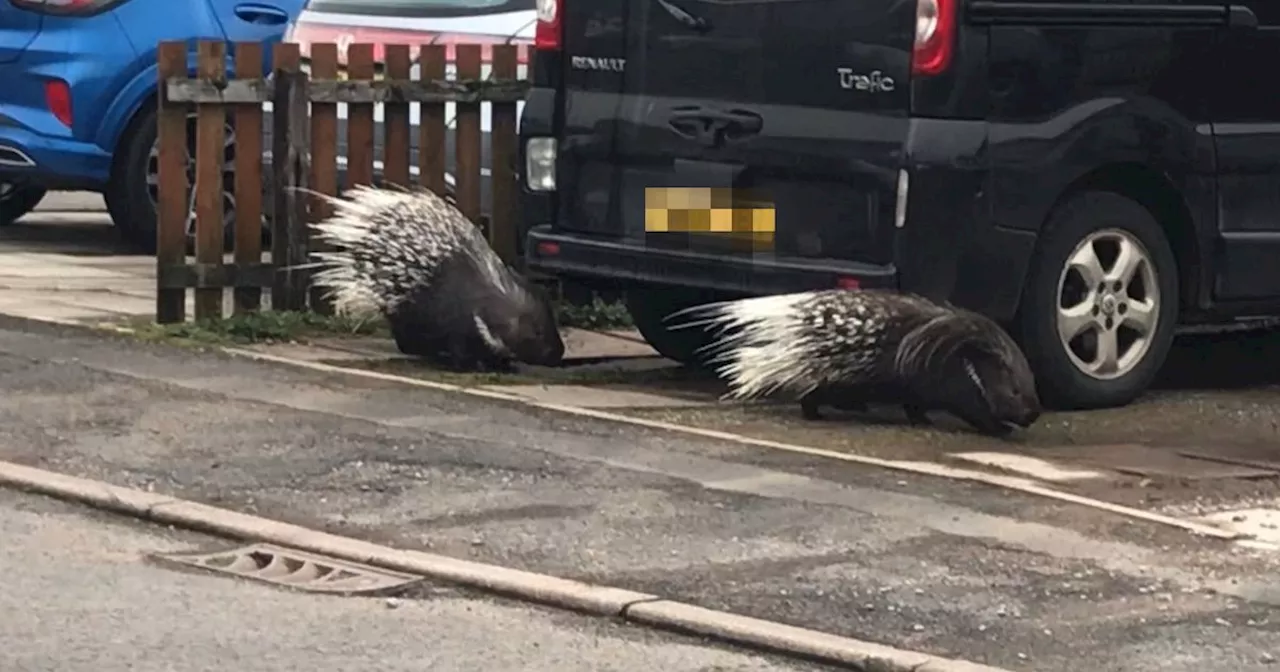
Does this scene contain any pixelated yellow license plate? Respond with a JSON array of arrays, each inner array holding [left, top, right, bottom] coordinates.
[[644, 187, 775, 249]]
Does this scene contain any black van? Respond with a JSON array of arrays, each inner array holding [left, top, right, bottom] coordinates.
[[515, 0, 1273, 411]]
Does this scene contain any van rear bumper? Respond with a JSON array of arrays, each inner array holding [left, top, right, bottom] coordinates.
[[523, 226, 898, 296]]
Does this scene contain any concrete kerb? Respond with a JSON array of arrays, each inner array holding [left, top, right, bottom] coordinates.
[[0, 460, 1014, 672]]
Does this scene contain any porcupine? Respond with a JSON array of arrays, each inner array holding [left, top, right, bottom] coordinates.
[[667, 288, 1042, 436], [301, 184, 565, 371]]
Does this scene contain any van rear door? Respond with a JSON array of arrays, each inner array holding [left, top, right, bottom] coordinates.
[[557, 0, 919, 267]]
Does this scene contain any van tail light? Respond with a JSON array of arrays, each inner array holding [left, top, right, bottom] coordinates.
[[912, 0, 956, 76], [535, 0, 562, 51]]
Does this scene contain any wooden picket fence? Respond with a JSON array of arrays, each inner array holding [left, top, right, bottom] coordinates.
[[153, 39, 527, 323]]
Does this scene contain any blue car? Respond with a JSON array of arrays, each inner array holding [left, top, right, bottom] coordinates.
[[0, 0, 304, 252]]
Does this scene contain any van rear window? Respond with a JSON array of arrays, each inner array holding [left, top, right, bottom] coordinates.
[[304, 0, 534, 18]]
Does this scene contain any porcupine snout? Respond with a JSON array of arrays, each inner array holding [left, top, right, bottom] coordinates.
[[905, 321, 1042, 437], [999, 387, 1041, 429], [995, 347, 1042, 428], [951, 346, 1041, 434], [520, 307, 566, 366], [506, 282, 566, 367]]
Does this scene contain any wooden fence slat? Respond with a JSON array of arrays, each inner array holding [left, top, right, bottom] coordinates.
[[455, 44, 483, 225], [155, 42, 189, 324], [383, 44, 412, 188], [308, 42, 340, 315], [418, 45, 447, 197], [270, 42, 305, 311], [489, 44, 519, 266], [285, 70, 311, 309], [194, 40, 227, 321], [346, 43, 375, 188], [233, 41, 265, 315]]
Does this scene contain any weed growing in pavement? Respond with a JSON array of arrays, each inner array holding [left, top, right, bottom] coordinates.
[[115, 294, 635, 348], [124, 310, 387, 346], [554, 296, 634, 330]]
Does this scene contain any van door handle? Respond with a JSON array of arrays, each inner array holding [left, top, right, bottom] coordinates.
[[654, 0, 711, 32], [234, 3, 290, 25], [668, 106, 763, 147]]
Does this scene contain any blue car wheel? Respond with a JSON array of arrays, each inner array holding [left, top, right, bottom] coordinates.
[[0, 182, 47, 227], [107, 106, 238, 254]]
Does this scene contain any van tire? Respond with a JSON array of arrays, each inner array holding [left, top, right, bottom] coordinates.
[[1016, 190, 1179, 410], [624, 286, 726, 367]]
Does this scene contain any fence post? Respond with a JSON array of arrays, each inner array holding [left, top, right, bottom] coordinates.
[[270, 43, 308, 311], [193, 40, 227, 321], [286, 68, 312, 308], [155, 42, 189, 324], [490, 44, 519, 267]]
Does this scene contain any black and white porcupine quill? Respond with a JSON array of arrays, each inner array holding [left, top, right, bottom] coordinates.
[[668, 289, 1041, 436], [300, 184, 564, 371]]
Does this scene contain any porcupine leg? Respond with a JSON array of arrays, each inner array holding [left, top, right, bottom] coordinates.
[[471, 349, 518, 373], [440, 331, 518, 373], [800, 387, 870, 421], [800, 392, 825, 420], [390, 319, 434, 357], [390, 317, 461, 370], [954, 410, 1015, 438], [903, 404, 932, 426], [442, 333, 490, 372]]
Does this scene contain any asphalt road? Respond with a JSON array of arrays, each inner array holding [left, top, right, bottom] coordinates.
[[0, 317, 1278, 671], [0, 488, 826, 672]]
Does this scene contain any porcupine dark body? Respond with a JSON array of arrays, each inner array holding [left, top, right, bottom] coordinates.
[[305, 185, 565, 371], [668, 288, 1042, 437]]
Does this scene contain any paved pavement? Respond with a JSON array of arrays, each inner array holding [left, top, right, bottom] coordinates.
[[0, 488, 826, 672], [1, 194, 658, 359], [0, 317, 1279, 671], [0, 203, 156, 321], [34, 190, 106, 212]]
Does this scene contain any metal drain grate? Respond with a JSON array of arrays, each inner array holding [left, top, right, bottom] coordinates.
[[153, 543, 424, 596]]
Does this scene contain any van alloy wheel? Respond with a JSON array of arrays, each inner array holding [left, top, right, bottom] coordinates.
[[1056, 228, 1160, 380], [1016, 191, 1178, 410]]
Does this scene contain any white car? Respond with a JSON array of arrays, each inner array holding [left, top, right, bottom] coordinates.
[[266, 0, 535, 208]]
